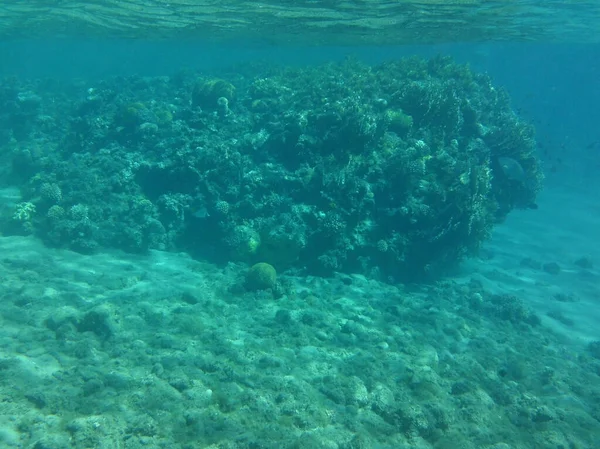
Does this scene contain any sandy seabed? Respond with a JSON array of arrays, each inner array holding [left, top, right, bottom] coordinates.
[[0, 185, 599, 449]]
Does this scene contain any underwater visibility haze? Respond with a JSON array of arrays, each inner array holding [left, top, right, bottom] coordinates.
[[0, 2, 599, 449]]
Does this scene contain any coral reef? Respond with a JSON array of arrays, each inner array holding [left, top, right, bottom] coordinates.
[[0, 56, 543, 281]]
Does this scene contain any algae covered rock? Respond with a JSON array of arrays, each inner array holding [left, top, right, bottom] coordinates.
[[245, 262, 277, 291]]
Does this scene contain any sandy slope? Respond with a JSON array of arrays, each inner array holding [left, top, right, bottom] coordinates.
[[462, 185, 600, 344]]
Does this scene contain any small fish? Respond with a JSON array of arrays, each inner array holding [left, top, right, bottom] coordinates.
[[497, 156, 526, 183], [192, 207, 210, 219]]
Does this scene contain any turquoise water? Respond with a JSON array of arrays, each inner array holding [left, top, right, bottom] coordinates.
[[1, 6, 600, 448]]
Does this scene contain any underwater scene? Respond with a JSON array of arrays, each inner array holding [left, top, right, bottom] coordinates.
[[1, 2, 600, 448]]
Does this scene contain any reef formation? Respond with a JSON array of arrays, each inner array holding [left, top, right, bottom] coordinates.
[[0, 56, 542, 281]]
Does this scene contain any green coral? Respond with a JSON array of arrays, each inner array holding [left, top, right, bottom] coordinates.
[[245, 262, 277, 291], [227, 225, 261, 261], [118, 102, 147, 128], [384, 109, 413, 134], [155, 108, 173, 126], [13, 202, 36, 222], [192, 78, 236, 109], [10, 202, 36, 235]]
